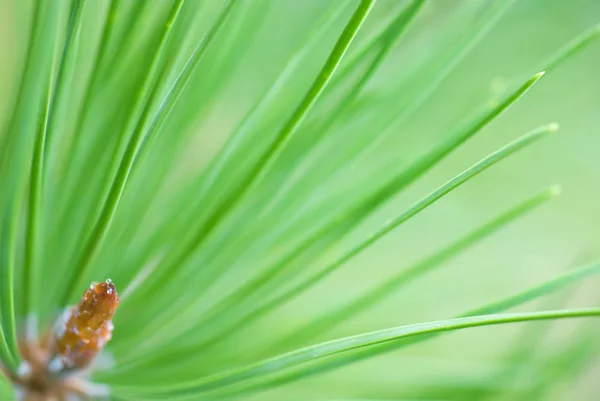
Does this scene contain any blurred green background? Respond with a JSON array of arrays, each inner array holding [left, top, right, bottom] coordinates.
[[249, 1, 600, 398], [1, 0, 599, 399]]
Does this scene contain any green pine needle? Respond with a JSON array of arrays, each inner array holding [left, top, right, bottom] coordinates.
[[111, 307, 600, 399]]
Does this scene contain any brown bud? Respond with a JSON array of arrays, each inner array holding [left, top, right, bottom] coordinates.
[[53, 279, 119, 370]]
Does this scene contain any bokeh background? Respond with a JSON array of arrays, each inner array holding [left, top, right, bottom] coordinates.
[[0, 0, 599, 399], [244, 1, 600, 398]]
